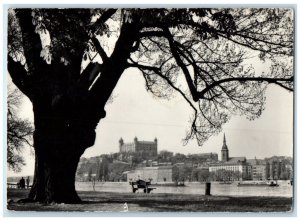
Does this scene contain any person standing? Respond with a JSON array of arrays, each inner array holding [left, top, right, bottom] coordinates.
[[20, 177, 25, 189], [26, 176, 30, 189]]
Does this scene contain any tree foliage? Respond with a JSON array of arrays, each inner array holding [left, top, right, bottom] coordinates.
[[8, 8, 293, 147], [7, 87, 34, 172]]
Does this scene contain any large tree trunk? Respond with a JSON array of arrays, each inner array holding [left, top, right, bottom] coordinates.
[[27, 99, 96, 203], [28, 141, 83, 203], [16, 21, 139, 204]]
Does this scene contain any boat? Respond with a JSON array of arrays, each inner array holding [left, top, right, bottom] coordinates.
[[237, 180, 279, 187]]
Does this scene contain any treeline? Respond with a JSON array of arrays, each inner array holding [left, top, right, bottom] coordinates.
[[76, 155, 132, 182]]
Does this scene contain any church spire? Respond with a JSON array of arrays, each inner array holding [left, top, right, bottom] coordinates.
[[221, 133, 229, 161], [222, 133, 228, 150]]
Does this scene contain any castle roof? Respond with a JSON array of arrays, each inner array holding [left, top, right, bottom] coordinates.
[[136, 140, 156, 145]]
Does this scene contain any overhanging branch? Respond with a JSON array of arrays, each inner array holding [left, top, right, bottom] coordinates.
[[139, 30, 165, 38], [163, 28, 199, 102], [90, 37, 108, 62], [198, 76, 294, 99], [128, 60, 199, 136], [90, 9, 117, 34]]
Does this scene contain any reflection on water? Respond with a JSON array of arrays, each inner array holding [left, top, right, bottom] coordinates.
[[75, 180, 293, 197]]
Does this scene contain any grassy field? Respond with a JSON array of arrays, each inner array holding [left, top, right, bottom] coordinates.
[[7, 189, 293, 212]]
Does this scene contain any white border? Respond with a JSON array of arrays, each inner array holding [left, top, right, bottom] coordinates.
[[1, 0, 299, 219]]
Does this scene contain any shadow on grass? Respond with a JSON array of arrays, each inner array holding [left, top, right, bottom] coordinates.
[[7, 189, 293, 212], [78, 192, 293, 212]]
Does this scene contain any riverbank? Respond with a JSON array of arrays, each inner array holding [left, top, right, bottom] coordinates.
[[7, 189, 293, 212]]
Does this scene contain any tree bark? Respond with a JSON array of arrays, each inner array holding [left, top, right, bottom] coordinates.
[[28, 143, 83, 203], [27, 98, 96, 203]]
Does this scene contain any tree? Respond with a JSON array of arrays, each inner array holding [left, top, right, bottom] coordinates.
[[172, 165, 192, 182], [191, 168, 210, 182], [107, 162, 130, 181], [8, 8, 293, 203], [158, 150, 174, 162], [172, 153, 187, 164], [97, 159, 109, 181], [87, 167, 93, 182], [172, 166, 180, 182], [7, 86, 34, 172]]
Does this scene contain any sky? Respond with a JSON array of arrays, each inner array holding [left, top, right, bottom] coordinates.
[[8, 66, 293, 177]]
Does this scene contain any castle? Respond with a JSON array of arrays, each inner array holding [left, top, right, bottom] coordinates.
[[119, 137, 158, 157]]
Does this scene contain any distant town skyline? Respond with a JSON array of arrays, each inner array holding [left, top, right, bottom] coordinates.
[[8, 67, 293, 177]]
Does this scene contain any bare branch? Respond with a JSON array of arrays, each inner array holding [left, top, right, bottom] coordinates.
[[163, 28, 199, 102], [139, 30, 165, 38], [90, 9, 118, 34], [90, 37, 108, 62], [198, 76, 293, 99]]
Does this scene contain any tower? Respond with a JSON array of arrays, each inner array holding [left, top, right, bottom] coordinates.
[[221, 133, 229, 161], [119, 138, 124, 152]]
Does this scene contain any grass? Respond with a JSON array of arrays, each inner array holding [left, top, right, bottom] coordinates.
[[7, 189, 293, 212]]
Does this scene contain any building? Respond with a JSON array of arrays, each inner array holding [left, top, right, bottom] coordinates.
[[126, 166, 173, 183], [119, 137, 158, 157], [185, 153, 218, 167], [265, 156, 293, 180], [248, 158, 267, 180], [208, 134, 252, 181], [197, 153, 218, 162], [209, 158, 252, 181]]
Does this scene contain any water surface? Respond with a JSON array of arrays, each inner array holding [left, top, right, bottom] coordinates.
[[75, 181, 293, 197]]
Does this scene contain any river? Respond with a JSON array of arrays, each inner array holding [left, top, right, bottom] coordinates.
[[75, 180, 293, 197]]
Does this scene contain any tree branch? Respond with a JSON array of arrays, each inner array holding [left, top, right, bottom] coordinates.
[[163, 28, 199, 102], [90, 37, 108, 62], [216, 32, 291, 56], [198, 76, 293, 99], [14, 9, 45, 73], [90, 9, 118, 34], [128, 60, 198, 120], [7, 56, 34, 99], [139, 30, 166, 38]]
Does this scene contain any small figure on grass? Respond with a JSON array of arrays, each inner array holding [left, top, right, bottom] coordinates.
[[26, 176, 30, 189], [19, 177, 25, 189]]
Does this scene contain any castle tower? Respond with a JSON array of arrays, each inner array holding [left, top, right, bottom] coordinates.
[[221, 133, 229, 161]]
